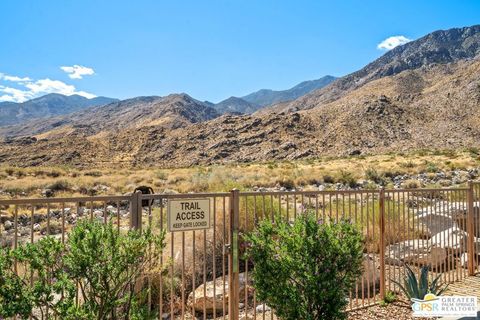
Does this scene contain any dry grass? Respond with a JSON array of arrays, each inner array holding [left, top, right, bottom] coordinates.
[[0, 149, 478, 200]]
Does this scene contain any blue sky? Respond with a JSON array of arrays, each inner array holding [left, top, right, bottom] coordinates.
[[0, 0, 479, 103]]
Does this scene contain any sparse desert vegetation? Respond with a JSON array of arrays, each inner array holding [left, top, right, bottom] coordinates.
[[1, 149, 479, 199]]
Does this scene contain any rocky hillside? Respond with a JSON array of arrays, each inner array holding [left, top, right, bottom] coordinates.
[[0, 93, 219, 138], [213, 75, 336, 114], [213, 96, 258, 114], [242, 75, 336, 107], [274, 24, 480, 112], [1, 57, 478, 167], [0, 93, 117, 127], [0, 25, 479, 168]]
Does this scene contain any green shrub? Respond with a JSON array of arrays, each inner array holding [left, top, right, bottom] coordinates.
[[379, 291, 397, 307], [245, 214, 364, 320], [0, 221, 165, 319], [425, 161, 439, 173]]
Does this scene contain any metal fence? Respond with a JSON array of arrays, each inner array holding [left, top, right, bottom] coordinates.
[[1, 182, 479, 319]]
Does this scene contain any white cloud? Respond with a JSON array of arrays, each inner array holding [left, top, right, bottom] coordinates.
[[60, 65, 95, 79], [377, 35, 411, 50], [3, 75, 31, 82], [0, 73, 97, 103], [0, 73, 31, 83]]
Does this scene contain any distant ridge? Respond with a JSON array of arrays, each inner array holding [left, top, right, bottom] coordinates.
[[213, 75, 336, 114], [0, 93, 118, 126], [242, 75, 336, 107]]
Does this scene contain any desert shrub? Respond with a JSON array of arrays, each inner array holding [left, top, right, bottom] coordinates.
[[403, 179, 421, 189], [399, 160, 416, 168], [364, 167, 385, 185], [245, 214, 364, 320], [379, 291, 397, 307], [276, 178, 295, 189], [338, 170, 357, 188], [48, 180, 71, 192], [467, 147, 480, 156], [322, 174, 335, 184], [424, 161, 439, 173], [84, 170, 103, 177], [0, 221, 165, 319]]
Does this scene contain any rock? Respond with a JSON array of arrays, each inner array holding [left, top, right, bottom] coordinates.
[[355, 254, 381, 295], [385, 239, 446, 267], [33, 223, 41, 231], [255, 304, 272, 313], [187, 272, 253, 314], [41, 188, 54, 198], [94, 210, 103, 217], [429, 226, 467, 251], [416, 208, 455, 236], [3, 220, 13, 230]]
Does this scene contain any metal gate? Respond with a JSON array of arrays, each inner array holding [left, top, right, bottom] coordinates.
[[1, 183, 479, 319]]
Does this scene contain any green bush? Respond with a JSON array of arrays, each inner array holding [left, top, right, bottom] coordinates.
[[245, 213, 364, 320], [0, 221, 165, 319]]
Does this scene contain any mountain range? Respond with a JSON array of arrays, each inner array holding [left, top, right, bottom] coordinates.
[[0, 94, 118, 127], [0, 24, 479, 167]]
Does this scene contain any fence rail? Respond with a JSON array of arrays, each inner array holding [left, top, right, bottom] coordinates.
[[0, 182, 479, 319]]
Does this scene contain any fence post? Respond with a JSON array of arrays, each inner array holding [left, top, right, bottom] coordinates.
[[467, 181, 475, 276], [379, 187, 386, 300], [228, 189, 240, 319], [130, 190, 143, 230]]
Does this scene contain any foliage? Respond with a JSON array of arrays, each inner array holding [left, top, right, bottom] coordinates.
[[0, 221, 165, 320], [338, 170, 357, 188], [392, 265, 448, 301], [379, 291, 397, 307], [245, 213, 364, 320], [364, 167, 385, 185]]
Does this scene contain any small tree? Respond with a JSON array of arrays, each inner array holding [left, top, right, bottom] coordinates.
[[0, 221, 165, 320], [245, 214, 364, 320], [64, 220, 165, 319]]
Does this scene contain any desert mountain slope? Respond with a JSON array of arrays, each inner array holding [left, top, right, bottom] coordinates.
[[275, 24, 480, 113], [1, 58, 479, 167], [0, 93, 219, 138], [0, 93, 117, 127], [241, 75, 336, 107], [213, 96, 258, 114]]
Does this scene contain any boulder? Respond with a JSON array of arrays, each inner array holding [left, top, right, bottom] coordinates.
[[355, 254, 381, 296], [3, 220, 13, 230], [416, 209, 454, 237], [385, 239, 446, 267], [429, 226, 467, 251], [187, 272, 253, 314]]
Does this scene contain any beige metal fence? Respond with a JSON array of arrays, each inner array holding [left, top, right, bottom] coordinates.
[[1, 183, 479, 319]]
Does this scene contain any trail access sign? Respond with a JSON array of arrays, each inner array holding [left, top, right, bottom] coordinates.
[[167, 198, 211, 232]]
